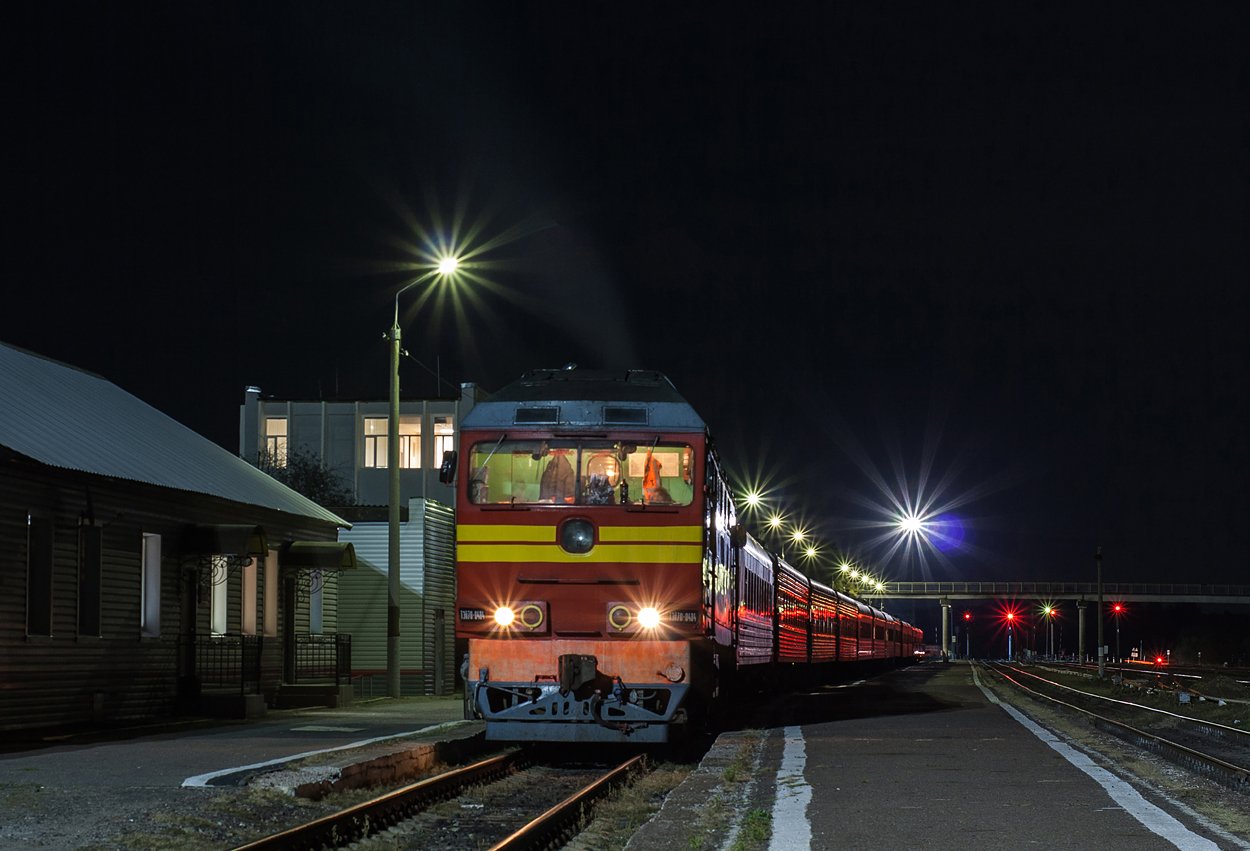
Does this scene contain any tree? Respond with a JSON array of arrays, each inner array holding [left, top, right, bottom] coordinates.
[[255, 447, 354, 507]]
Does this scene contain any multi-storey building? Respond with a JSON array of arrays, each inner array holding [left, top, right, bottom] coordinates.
[[239, 384, 485, 508], [239, 384, 486, 696]]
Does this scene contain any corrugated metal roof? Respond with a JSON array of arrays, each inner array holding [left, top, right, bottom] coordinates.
[[0, 342, 347, 527]]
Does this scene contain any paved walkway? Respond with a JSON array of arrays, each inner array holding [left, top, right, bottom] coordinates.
[[631, 664, 1243, 851], [764, 664, 1231, 850], [0, 696, 467, 789]]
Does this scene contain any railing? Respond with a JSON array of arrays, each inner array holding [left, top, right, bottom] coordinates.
[[291, 633, 351, 684], [182, 634, 262, 695], [877, 582, 1250, 597]]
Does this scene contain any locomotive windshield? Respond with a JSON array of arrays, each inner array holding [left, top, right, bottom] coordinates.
[[467, 439, 694, 506]]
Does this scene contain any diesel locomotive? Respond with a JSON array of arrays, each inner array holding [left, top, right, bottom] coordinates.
[[450, 368, 921, 743]]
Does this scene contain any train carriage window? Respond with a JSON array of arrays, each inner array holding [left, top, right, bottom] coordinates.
[[467, 439, 694, 505]]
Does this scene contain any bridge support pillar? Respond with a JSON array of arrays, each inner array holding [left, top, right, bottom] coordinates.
[[1076, 600, 1088, 664], [939, 598, 951, 661]]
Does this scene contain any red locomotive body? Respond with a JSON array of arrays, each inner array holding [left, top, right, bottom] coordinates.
[[453, 369, 921, 743]]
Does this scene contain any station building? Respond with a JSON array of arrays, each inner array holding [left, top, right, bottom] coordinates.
[[238, 384, 486, 697], [0, 342, 355, 731]]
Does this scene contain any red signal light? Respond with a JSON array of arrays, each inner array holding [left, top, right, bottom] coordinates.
[[1155, 656, 1164, 664], [1006, 612, 1015, 621], [964, 613, 971, 620]]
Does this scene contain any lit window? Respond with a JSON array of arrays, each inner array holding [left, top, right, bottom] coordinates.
[[363, 417, 421, 468], [241, 557, 257, 636], [210, 556, 228, 636], [310, 570, 323, 635], [265, 418, 288, 467], [433, 416, 455, 468], [263, 549, 278, 637], [467, 440, 694, 506], [141, 533, 161, 637]]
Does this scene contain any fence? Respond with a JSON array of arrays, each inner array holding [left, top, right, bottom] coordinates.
[[291, 633, 351, 684], [183, 634, 263, 695]]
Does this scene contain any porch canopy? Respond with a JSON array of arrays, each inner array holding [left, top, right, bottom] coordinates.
[[283, 541, 357, 571], [181, 524, 268, 558]]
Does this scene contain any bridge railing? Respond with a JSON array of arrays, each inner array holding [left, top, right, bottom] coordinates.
[[876, 582, 1250, 597]]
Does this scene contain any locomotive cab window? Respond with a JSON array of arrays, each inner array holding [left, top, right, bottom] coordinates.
[[468, 439, 694, 506]]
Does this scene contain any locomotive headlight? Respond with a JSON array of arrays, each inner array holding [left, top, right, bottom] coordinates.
[[638, 607, 661, 629], [494, 606, 515, 626]]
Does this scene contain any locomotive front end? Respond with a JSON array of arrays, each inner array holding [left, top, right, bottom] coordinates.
[[454, 370, 710, 743]]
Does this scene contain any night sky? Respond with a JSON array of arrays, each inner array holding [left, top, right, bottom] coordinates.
[[8, 4, 1249, 590]]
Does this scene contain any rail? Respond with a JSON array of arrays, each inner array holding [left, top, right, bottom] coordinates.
[[227, 752, 646, 851], [878, 582, 1250, 601], [487, 755, 646, 851], [985, 663, 1250, 792], [229, 751, 527, 851]]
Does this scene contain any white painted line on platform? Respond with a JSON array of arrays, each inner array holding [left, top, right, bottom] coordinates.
[[972, 666, 1220, 851], [768, 725, 812, 851], [180, 720, 468, 788]]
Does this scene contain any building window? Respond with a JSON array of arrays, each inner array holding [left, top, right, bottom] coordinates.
[[26, 515, 54, 636], [78, 525, 103, 636], [434, 416, 455, 467], [263, 549, 278, 637], [310, 571, 323, 635], [265, 418, 288, 467], [241, 557, 257, 636], [363, 416, 421, 468], [210, 556, 228, 636], [141, 533, 161, 637]]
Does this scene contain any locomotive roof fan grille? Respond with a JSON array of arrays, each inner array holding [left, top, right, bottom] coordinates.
[[603, 406, 647, 425], [515, 406, 559, 424]]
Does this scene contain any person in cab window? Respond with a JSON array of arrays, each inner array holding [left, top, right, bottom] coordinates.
[[539, 452, 575, 503], [643, 450, 663, 501], [585, 472, 615, 504], [470, 465, 489, 503]]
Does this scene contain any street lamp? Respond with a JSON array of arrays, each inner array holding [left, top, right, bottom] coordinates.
[[1042, 606, 1055, 660], [387, 257, 459, 698]]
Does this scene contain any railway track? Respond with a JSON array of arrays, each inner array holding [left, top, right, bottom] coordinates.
[[984, 662, 1250, 793], [229, 752, 647, 851]]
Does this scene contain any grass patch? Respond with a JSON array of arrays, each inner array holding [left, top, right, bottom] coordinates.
[[730, 807, 772, 851], [571, 762, 694, 851], [0, 782, 44, 810], [723, 730, 762, 784]]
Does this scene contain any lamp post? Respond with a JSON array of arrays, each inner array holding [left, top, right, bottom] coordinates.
[[1006, 611, 1016, 661], [1112, 603, 1123, 666], [1096, 547, 1105, 678], [388, 258, 458, 698], [1043, 606, 1055, 660]]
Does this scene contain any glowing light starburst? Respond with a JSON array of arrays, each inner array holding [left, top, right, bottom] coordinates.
[[355, 184, 554, 382], [823, 403, 1017, 585]]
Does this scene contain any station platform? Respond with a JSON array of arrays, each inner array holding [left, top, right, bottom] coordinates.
[[5, 667, 1244, 850], [630, 662, 1243, 851]]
